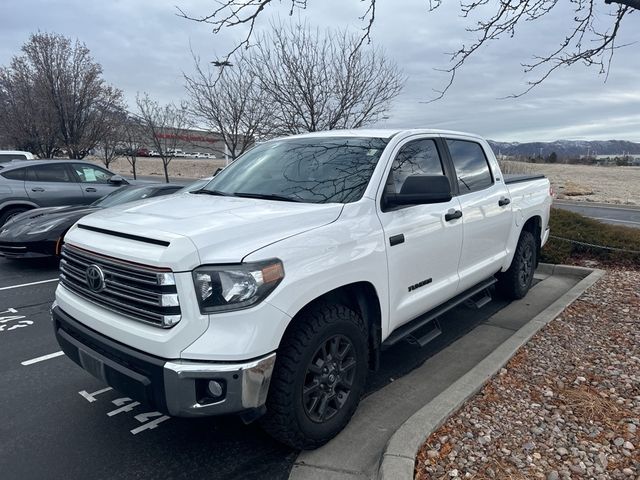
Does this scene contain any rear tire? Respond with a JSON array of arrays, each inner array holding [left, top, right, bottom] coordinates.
[[260, 303, 368, 449], [0, 207, 29, 226], [497, 230, 537, 300]]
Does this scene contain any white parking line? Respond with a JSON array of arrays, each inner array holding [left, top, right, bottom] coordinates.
[[21, 351, 64, 366], [0, 278, 58, 291]]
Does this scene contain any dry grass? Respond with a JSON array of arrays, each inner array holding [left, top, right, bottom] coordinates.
[[560, 386, 629, 425]]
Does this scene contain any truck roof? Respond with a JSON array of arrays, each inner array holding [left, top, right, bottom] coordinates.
[[282, 128, 484, 140]]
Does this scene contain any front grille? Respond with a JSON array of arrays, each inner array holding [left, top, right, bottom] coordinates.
[[59, 244, 181, 328]]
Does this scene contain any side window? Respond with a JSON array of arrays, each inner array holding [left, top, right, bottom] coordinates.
[[31, 164, 74, 183], [0, 153, 27, 162], [446, 139, 493, 193], [73, 164, 112, 184], [1, 168, 26, 181], [386, 139, 444, 195]]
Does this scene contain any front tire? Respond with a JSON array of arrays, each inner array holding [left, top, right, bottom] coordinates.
[[260, 303, 368, 449], [497, 230, 537, 300]]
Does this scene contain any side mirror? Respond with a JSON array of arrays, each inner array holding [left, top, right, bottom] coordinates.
[[386, 175, 452, 207], [109, 174, 127, 185]]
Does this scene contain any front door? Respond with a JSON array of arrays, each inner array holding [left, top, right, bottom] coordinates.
[[377, 137, 463, 334], [71, 163, 122, 202]]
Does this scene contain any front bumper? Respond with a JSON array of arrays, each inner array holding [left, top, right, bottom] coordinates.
[[52, 305, 276, 417], [0, 239, 56, 258]]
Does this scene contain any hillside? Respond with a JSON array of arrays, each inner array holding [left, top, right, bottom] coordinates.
[[488, 139, 640, 157]]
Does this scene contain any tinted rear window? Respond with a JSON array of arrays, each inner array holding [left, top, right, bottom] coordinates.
[[446, 140, 493, 193], [1, 168, 26, 180], [28, 164, 74, 183], [0, 153, 27, 162]]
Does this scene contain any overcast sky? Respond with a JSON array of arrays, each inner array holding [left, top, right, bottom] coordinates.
[[2, 0, 639, 142]]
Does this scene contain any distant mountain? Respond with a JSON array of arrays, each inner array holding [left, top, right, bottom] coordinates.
[[487, 140, 640, 157]]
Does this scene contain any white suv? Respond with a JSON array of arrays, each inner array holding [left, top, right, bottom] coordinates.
[[0, 150, 35, 163]]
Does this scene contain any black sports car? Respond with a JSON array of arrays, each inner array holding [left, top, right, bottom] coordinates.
[[0, 184, 184, 258]]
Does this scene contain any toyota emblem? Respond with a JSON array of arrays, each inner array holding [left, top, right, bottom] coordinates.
[[85, 264, 106, 293]]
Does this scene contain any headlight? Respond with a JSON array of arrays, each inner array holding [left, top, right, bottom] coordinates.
[[27, 218, 66, 235], [192, 259, 284, 313]]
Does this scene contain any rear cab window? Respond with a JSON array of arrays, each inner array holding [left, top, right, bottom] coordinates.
[[446, 139, 493, 193]]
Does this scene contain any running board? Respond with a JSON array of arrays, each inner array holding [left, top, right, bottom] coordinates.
[[464, 289, 493, 310], [382, 277, 497, 349]]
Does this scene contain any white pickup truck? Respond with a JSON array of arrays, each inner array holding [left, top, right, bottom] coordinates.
[[52, 129, 551, 448]]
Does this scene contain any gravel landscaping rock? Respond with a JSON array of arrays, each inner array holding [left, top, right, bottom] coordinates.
[[415, 269, 640, 480]]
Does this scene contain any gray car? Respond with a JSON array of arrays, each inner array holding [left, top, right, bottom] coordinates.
[[0, 160, 128, 225]]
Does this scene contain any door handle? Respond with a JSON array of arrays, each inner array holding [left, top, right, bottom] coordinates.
[[445, 209, 462, 222], [85, 187, 97, 192], [31, 187, 45, 192], [498, 197, 511, 207]]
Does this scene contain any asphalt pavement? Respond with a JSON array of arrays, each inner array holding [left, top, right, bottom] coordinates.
[[0, 256, 534, 480], [554, 200, 640, 228]]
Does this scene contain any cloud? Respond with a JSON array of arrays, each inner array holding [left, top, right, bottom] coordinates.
[[1, 0, 639, 141]]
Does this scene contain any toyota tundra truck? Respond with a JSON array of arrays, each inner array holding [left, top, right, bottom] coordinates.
[[52, 129, 552, 448]]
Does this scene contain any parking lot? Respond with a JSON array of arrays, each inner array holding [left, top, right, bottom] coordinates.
[[0, 257, 565, 480]]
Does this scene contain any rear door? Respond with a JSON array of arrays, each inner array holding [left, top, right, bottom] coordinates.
[[25, 163, 85, 207], [71, 163, 122, 202], [377, 137, 463, 332], [444, 138, 512, 291]]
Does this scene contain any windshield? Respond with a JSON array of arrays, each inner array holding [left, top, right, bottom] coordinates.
[[92, 186, 159, 208], [198, 137, 389, 203]]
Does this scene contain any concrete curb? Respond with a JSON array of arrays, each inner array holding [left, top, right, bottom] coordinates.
[[376, 264, 606, 480]]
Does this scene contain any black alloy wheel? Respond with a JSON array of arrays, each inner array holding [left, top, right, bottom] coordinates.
[[303, 334, 357, 423], [518, 240, 534, 289]]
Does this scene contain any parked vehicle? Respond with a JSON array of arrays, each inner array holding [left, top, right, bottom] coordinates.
[[168, 149, 186, 158], [52, 129, 552, 449], [0, 160, 128, 226], [0, 150, 36, 163], [0, 184, 184, 258]]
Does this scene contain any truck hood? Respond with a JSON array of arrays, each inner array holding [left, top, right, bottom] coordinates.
[[73, 193, 343, 268]]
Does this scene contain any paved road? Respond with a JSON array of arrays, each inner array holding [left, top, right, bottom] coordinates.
[[554, 201, 640, 228], [0, 256, 516, 480]]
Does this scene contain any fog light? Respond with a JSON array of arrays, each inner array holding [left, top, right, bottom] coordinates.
[[208, 380, 224, 398]]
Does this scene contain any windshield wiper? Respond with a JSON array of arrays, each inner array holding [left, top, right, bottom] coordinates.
[[191, 189, 233, 196], [233, 192, 301, 202]]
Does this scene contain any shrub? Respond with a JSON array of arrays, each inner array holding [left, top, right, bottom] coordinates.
[[541, 208, 640, 265]]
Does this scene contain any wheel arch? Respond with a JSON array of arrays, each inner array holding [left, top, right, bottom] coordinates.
[[0, 201, 38, 223], [281, 281, 383, 371], [521, 215, 542, 265]]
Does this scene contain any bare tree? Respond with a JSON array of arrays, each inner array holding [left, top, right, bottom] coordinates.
[[135, 93, 189, 183], [178, 1, 638, 97], [97, 107, 127, 169], [0, 51, 59, 157], [5, 33, 125, 158], [185, 53, 269, 160], [122, 116, 145, 179], [248, 22, 404, 135]]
